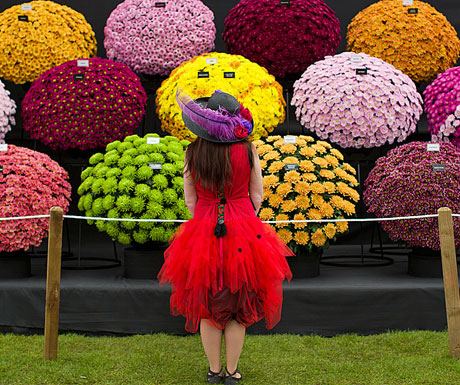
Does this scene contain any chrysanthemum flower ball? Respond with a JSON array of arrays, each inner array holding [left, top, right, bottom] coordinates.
[[22, 58, 147, 151], [424, 67, 460, 148], [0, 145, 71, 253], [0, 81, 16, 144], [291, 52, 423, 149], [364, 141, 460, 250], [156, 52, 285, 141], [0, 1, 97, 84], [78, 134, 191, 245], [223, 0, 341, 78], [104, 0, 216, 76], [347, 0, 460, 83], [254, 135, 359, 252]]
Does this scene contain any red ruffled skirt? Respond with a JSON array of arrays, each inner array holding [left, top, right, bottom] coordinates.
[[158, 217, 293, 333]]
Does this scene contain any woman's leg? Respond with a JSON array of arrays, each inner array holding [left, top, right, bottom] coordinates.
[[200, 319, 223, 373], [224, 320, 246, 378]]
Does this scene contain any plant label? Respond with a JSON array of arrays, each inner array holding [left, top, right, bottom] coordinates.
[[356, 68, 368, 75], [18, 15, 28, 22], [77, 59, 89, 67], [279, 0, 290, 5], [224, 72, 235, 78], [427, 143, 440, 152], [408, 8, 418, 14], [350, 54, 363, 63], [0, 144, 8, 152], [198, 71, 209, 78], [155, 2, 166, 7], [149, 163, 163, 170], [147, 137, 161, 145], [402, 0, 413, 5], [284, 135, 297, 144], [21, 4, 32, 11], [206, 58, 218, 65], [432, 164, 446, 172], [285, 163, 299, 171], [74, 74, 85, 80]]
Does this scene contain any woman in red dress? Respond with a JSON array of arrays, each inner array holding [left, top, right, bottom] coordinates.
[[158, 89, 293, 384]]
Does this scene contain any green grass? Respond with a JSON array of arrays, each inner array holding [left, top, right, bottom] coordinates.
[[0, 331, 459, 384]]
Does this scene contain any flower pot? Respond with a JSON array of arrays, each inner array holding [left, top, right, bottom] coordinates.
[[287, 249, 322, 279], [0, 250, 31, 279], [123, 242, 168, 280], [408, 247, 443, 278]]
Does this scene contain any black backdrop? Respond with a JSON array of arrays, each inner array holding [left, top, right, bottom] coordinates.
[[1, 0, 460, 251]]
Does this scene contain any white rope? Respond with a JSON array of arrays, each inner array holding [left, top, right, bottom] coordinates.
[[0, 214, 50, 221], [0, 213, 457, 224]]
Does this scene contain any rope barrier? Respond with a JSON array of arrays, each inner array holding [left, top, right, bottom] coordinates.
[[0, 213, 455, 223]]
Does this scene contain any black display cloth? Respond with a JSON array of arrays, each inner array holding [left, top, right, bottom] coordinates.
[[0, 246, 453, 336]]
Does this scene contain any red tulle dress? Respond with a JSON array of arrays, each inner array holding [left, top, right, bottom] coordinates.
[[158, 143, 293, 333]]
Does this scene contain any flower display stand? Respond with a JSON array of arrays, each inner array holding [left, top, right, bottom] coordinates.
[[0, 250, 31, 279], [408, 247, 445, 278], [123, 242, 167, 280], [287, 249, 322, 279]]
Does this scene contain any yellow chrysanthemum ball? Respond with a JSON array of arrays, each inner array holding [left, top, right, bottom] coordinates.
[[347, 0, 460, 83], [255, 135, 359, 253], [0, 1, 97, 84], [156, 52, 286, 140]]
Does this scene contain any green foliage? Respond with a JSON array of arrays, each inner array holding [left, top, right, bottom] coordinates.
[[78, 134, 189, 245]]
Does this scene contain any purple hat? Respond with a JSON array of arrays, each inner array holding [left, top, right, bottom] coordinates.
[[176, 89, 254, 143]]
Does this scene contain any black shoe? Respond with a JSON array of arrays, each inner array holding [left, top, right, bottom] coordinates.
[[224, 367, 242, 384], [207, 367, 223, 384]]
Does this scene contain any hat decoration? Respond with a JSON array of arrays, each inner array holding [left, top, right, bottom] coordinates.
[[176, 89, 253, 143]]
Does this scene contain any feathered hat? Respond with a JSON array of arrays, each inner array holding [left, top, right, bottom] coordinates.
[[176, 89, 254, 143]]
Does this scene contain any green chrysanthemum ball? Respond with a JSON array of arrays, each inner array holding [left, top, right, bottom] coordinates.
[[78, 134, 191, 245]]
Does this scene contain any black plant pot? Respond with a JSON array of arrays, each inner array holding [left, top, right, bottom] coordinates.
[[0, 250, 31, 279], [123, 242, 168, 279], [287, 249, 322, 279], [408, 247, 443, 278]]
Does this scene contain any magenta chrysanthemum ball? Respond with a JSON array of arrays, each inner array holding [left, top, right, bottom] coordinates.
[[0, 81, 16, 144], [22, 57, 147, 151], [424, 67, 460, 148], [223, 0, 341, 78], [0, 145, 71, 252], [291, 52, 423, 149], [104, 0, 216, 76], [364, 142, 460, 250]]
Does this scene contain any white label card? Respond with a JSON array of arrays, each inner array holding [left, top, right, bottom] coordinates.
[[350, 54, 363, 63], [0, 144, 8, 152], [21, 4, 32, 11], [427, 143, 440, 152], [402, 0, 413, 6], [206, 58, 218, 65], [77, 59, 89, 67], [149, 163, 163, 170], [147, 137, 160, 145], [284, 135, 297, 144]]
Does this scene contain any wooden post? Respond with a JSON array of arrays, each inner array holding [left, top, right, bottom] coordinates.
[[44, 207, 64, 360], [437, 207, 460, 359]]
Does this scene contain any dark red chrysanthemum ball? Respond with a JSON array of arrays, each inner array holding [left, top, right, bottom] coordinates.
[[223, 0, 341, 78]]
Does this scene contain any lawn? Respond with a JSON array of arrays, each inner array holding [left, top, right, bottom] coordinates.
[[0, 331, 459, 384]]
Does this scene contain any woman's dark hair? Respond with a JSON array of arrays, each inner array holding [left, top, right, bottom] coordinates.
[[185, 137, 253, 191]]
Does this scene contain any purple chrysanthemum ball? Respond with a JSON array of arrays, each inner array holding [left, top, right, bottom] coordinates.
[[223, 0, 341, 78], [22, 57, 147, 150], [292, 52, 423, 149], [104, 0, 216, 76]]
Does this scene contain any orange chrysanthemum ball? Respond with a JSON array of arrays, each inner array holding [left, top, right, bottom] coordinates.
[[0, 1, 97, 84], [254, 135, 360, 253], [347, 0, 460, 83]]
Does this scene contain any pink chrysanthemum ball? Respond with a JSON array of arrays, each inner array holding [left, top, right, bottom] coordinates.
[[22, 57, 147, 151], [104, 0, 216, 76], [364, 142, 460, 250], [223, 0, 341, 78], [424, 67, 460, 148], [0, 145, 71, 252], [0, 81, 16, 144], [291, 52, 423, 149]]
